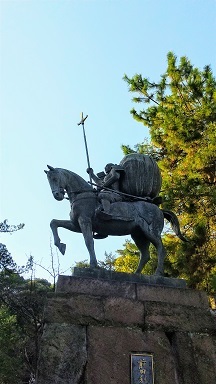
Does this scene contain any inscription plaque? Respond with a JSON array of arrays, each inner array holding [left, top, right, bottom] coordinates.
[[131, 353, 154, 384]]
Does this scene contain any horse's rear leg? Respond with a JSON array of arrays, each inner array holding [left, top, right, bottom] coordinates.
[[132, 232, 150, 274], [151, 238, 166, 276], [78, 217, 98, 268]]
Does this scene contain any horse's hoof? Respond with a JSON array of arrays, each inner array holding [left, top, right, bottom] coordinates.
[[59, 243, 66, 255], [90, 262, 98, 269], [154, 271, 164, 277]]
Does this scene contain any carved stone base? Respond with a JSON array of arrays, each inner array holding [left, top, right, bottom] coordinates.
[[36, 273, 216, 384]]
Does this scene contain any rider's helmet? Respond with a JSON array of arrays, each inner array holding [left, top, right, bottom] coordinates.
[[104, 163, 114, 174]]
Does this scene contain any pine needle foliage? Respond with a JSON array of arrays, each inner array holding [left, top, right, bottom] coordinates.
[[120, 52, 216, 292]]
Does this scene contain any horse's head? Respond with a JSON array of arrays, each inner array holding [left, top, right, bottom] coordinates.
[[44, 165, 65, 201]]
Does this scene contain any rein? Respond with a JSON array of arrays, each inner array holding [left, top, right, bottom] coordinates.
[[66, 188, 97, 196], [66, 188, 97, 203]]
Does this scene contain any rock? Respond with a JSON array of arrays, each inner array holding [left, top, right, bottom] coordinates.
[[36, 324, 87, 384]]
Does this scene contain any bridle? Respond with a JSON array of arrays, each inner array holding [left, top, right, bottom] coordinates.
[[64, 188, 97, 202], [67, 189, 98, 207]]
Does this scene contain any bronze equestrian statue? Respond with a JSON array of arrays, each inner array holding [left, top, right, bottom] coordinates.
[[45, 154, 186, 275]]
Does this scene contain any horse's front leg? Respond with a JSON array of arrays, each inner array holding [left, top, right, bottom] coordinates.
[[50, 219, 79, 255], [78, 217, 98, 268]]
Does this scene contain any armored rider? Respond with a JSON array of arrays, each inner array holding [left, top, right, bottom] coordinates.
[[87, 163, 124, 220]]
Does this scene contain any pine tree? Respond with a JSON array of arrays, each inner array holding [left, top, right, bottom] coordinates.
[[0, 220, 25, 272], [121, 52, 216, 291]]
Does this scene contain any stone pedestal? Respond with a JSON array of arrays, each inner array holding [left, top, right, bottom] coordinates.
[[36, 270, 216, 384]]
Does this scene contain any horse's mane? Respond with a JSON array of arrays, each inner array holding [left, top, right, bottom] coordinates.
[[55, 168, 93, 191]]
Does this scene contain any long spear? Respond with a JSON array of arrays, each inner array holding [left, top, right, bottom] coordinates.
[[77, 112, 92, 184]]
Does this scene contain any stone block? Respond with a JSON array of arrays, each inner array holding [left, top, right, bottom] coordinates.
[[45, 294, 145, 328], [137, 284, 209, 308], [145, 301, 216, 332], [190, 333, 216, 383], [44, 295, 104, 325], [72, 267, 187, 288], [169, 332, 201, 384], [36, 323, 87, 384], [56, 275, 136, 299], [103, 297, 144, 326]]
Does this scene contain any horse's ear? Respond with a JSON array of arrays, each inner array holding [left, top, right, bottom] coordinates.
[[47, 165, 55, 171], [44, 170, 48, 174]]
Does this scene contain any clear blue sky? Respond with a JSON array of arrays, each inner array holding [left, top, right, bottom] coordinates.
[[1, 0, 215, 281]]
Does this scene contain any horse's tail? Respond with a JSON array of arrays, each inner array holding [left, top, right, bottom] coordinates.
[[162, 210, 188, 242]]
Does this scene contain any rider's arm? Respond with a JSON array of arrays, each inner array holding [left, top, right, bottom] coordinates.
[[86, 168, 103, 186]]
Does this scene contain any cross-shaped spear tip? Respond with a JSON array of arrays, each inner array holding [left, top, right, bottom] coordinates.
[[77, 112, 88, 126]]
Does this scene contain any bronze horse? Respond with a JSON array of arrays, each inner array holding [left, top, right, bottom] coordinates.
[[45, 165, 186, 275]]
